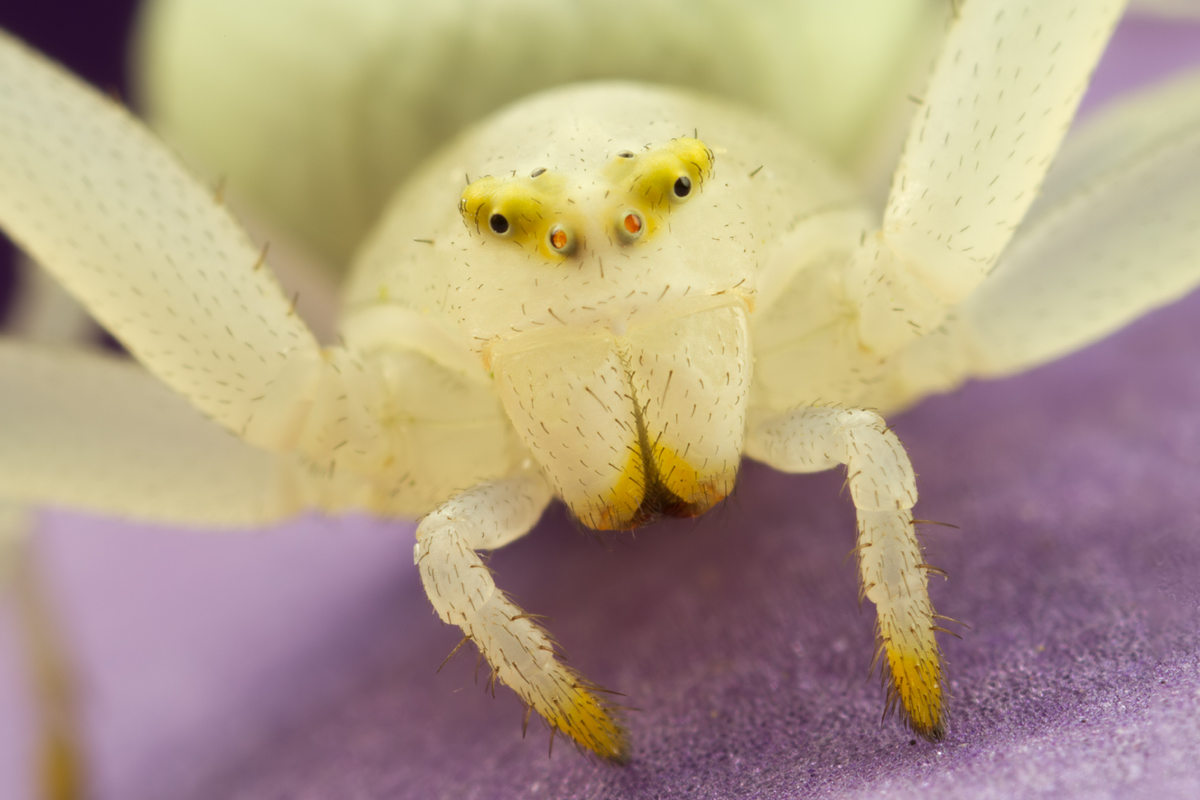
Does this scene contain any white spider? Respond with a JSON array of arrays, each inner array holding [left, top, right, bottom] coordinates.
[[1, 0, 1199, 790]]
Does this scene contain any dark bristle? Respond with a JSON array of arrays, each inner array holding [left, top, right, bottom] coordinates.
[[913, 720, 947, 743]]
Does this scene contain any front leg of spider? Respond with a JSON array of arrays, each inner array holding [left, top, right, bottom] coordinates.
[[414, 474, 630, 762], [746, 408, 944, 740], [845, 0, 1126, 358]]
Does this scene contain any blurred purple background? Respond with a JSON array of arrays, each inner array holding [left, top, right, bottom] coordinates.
[[2, 5, 1200, 800]]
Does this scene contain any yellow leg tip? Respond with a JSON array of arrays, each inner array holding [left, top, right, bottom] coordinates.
[[543, 680, 630, 764], [885, 646, 946, 742]]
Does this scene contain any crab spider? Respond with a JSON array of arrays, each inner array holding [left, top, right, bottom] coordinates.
[[3, 0, 1200, 768]]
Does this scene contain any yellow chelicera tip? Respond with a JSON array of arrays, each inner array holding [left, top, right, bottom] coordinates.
[[592, 447, 649, 530], [583, 439, 731, 531], [651, 441, 729, 510], [880, 637, 946, 741], [540, 672, 631, 764]]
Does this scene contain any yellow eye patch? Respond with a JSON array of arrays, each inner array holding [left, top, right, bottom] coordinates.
[[460, 170, 577, 259], [459, 138, 714, 257], [605, 137, 714, 240]]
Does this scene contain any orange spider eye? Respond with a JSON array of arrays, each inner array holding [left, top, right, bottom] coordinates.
[[617, 210, 645, 244], [547, 223, 576, 256]]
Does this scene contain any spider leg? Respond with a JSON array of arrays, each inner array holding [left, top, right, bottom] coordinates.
[[414, 474, 630, 762], [0, 30, 323, 452], [845, 0, 1126, 357], [0, 341, 305, 525], [0, 32, 515, 508], [869, 69, 1200, 409], [745, 407, 945, 740]]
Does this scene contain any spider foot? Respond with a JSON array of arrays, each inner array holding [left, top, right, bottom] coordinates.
[[536, 667, 630, 764], [875, 612, 946, 742], [465, 598, 629, 763]]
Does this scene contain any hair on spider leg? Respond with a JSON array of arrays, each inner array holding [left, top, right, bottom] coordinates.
[[579, 684, 629, 699], [473, 649, 486, 685], [568, 675, 637, 721], [478, 665, 497, 698], [468, 561, 498, 578], [911, 518, 961, 530], [251, 241, 269, 271], [912, 518, 962, 553], [930, 625, 962, 640], [917, 562, 950, 581], [537, 643, 569, 662], [933, 612, 971, 632], [856, 578, 877, 611], [521, 704, 533, 739], [843, 540, 873, 567], [436, 636, 472, 674], [912, 520, 960, 551], [839, 468, 862, 501], [867, 633, 887, 681]]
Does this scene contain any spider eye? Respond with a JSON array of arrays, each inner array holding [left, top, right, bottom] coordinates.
[[672, 176, 692, 200], [489, 213, 511, 236], [617, 150, 635, 159], [618, 210, 644, 243], [461, 174, 569, 257], [547, 224, 576, 256]]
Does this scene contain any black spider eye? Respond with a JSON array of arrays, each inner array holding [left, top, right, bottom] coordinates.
[[673, 176, 692, 199], [489, 213, 510, 235]]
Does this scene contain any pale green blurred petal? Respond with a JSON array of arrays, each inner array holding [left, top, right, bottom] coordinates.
[[135, 0, 943, 269]]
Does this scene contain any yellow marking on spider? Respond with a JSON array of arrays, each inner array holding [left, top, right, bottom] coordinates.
[[885, 641, 946, 741], [605, 137, 714, 239], [460, 170, 579, 259], [593, 443, 648, 530], [591, 439, 729, 530], [541, 672, 630, 763], [650, 440, 722, 508]]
